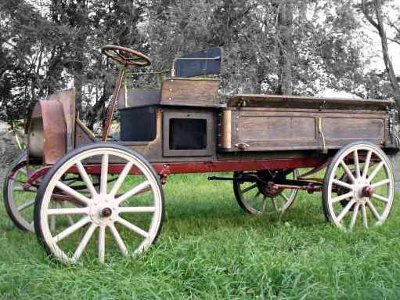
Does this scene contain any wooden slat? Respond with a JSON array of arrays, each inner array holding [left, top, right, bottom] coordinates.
[[161, 78, 221, 107]]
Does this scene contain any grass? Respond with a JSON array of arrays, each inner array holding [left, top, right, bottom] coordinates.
[[1, 173, 400, 299]]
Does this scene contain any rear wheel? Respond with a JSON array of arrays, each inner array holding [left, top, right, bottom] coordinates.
[[34, 143, 164, 264], [3, 152, 38, 232], [322, 142, 394, 230], [233, 169, 298, 214]]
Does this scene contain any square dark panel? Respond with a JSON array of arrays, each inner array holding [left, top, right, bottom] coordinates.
[[169, 118, 207, 150]]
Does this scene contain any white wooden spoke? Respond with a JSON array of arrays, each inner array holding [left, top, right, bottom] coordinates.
[[118, 206, 156, 213], [241, 183, 257, 194], [47, 207, 89, 215], [366, 199, 381, 221], [368, 161, 384, 183], [109, 223, 128, 255], [100, 154, 109, 195], [72, 223, 97, 262], [50, 215, 56, 231], [340, 161, 356, 183], [371, 193, 389, 203], [109, 162, 134, 197], [361, 204, 368, 228], [349, 203, 360, 230], [60, 202, 75, 225], [98, 226, 106, 263], [353, 150, 361, 178], [17, 200, 35, 211], [76, 161, 97, 197], [55, 181, 90, 206], [337, 199, 356, 223], [270, 197, 278, 211], [53, 216, 91, 243], [117, 217, 149, 238], [280, 193, 289, 202], [362, 150, 372, 179], [261, 196, 267, 212], [332, 179, 353, 190], [14, 187, 35, 193], [371, 179, 390, 189], [331, 192, 353, 203], [116, 180, 150, 204]]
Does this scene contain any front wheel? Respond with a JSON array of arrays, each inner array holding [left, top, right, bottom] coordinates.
[[34, 143, 164, 264], [322, 142, 394, 231]]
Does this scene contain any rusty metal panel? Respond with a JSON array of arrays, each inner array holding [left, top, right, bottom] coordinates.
[[40, 100, 67, 164], [46, 89, 76, 153]]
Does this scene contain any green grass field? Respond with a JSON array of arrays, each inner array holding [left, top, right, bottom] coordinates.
[[1, 173, 400, 299]]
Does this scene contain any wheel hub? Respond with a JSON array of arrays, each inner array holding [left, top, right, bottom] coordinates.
[[352, 179, 373, 203], [89, 195, 118, 226]]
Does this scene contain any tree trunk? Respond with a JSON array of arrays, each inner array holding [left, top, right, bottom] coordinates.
[[362, 0, 400, 105], [277, 0, 293, 95]]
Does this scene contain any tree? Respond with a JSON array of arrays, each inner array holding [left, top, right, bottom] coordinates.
[[361, 0, 400, 104]]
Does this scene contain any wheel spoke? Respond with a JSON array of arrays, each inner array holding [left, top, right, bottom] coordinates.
[[271, 197, 278, 211], [339, 161, 355, 183], [280, 193, 289, 202], [349, 203, 360, 230], [72, 223, 97, 262], [361, 203, 368, 228], [109, 223, 128, 255], [362, 150, 372, 179], [332, 179, 353, 190], [368, 161, 384, 182], [353, 150, 361, 178], [261, 196, 267, 212], [98, 226, 106, 263], [116, 181, 151, 204], [53, 216, 91, 242], [55, 181, 91, 206], [50, 215, 56, 231], [76, 161, 97, 197], [337, 199, 356, 222], [118, 206, 156, 213], [14, 187, 36, 193], [47, 207, 89, 215], [371, 179, 390, 189], [109, 162, 134, 197], [100, 154, 109, 195], [17, 200, 35, 211], [331, 191, 353, 203], [117, 217, 149, 238], [366, 199, 381, 221], [371, 193, 389, 203], [241, 183, 257, 194]]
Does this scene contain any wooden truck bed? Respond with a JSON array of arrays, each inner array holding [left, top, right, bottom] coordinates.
[[218, 94, 396, 152]]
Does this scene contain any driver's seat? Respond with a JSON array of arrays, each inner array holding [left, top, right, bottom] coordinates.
[[171, 47, 222, 78]]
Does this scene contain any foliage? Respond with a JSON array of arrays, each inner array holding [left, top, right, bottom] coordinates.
[[0, 0, 399, 127]]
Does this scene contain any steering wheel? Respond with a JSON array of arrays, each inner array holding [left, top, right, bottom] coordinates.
[[101, 45, 151, 67]]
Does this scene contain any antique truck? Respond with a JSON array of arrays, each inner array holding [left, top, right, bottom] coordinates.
[[3, 45, 398, 263]]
